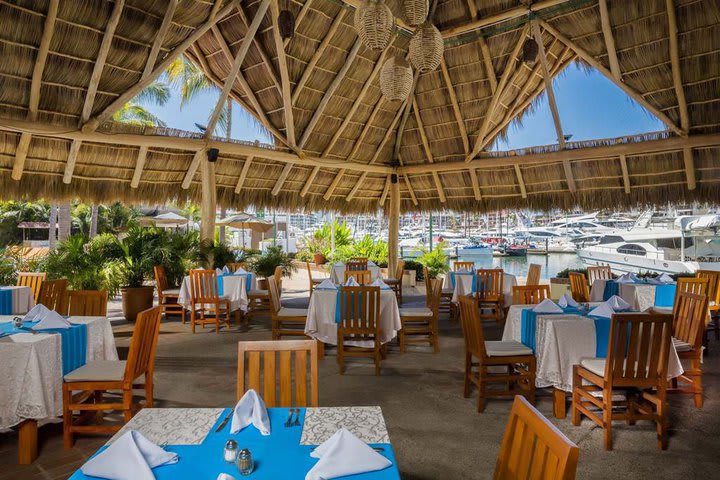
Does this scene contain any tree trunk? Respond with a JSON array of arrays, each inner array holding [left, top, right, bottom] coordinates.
[[48, 203, 57, 248], [58, 204, 71, 241], [89, 205, 99, 238]]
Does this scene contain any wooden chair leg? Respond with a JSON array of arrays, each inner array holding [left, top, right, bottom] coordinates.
[[190, 308, 196, 333], [691, 359, 703, 408], [571, 367, 581, 426], [399, 329, 406, 353], [123, 390, 134, 423], [657, 396, 668, 450], [145, 377, 154, 408], [463, 353, 471, 398], [477, 365, 486, 413], [62, 384, 73, 449], [603, 390, 613, 451], [374, 345, 381, 376], [181, 306, 186, 324]]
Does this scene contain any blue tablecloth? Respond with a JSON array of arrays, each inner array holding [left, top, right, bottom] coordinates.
[[520, 308, 611, 357], [217, 273, 253, 296], [0, 320, 87, 375], [0, 288, 12, 315], [68, 407, 400, 480], [449, 272, 476, 293], [602, 280, 677, 307]]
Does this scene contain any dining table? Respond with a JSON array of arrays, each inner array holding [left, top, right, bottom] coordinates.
[[590, 278, 676, 311], [330, 261, 382, 284], [177, 272, 255, 313], [305, 285, 401, 348], [0, 285, 35, 314], [0, 315, 118, 464], [445, 271, 518, 308], [68, 405, 401, 479]]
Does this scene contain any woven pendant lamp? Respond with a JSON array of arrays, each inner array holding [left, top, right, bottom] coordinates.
[[380, 55, 413, 101], [409, 21, 443, 72], [522, 37, 538, 65], [354, 0, 394, 51], [403, 0, 428, 26]]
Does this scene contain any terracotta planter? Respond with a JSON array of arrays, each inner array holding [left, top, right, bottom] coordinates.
[[257, 277, 269, 290], [313, 253, 327, 265], [121, 286, 155, 322]]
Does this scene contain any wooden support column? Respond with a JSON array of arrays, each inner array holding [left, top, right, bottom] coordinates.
[[388, 175, 401, 275], [130, 146, 148, 188], [200, 151, 216, 242], [619, 154, 631, 194], [234, 156, 253, 193], [683, 147, 696, 190]]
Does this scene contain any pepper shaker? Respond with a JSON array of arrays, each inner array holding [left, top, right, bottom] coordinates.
[[223, 440, 238, 463], [236, 448, 254, 475]]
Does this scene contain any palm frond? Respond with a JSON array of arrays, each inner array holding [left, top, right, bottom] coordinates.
[[135, 82, 170, 107]]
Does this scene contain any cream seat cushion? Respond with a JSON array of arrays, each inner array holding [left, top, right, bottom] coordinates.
[[484, 341, 532, 357], [277, 307, 308, 317], [580, 358, 606, 376], [672, 337, 693, 352], [249, 289, 268, 297], [65, 360, 127, 382], [399, 307, 433, 317], [162, 288, 181, 296]]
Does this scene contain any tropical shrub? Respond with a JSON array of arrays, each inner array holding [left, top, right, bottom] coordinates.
[[403, 260, 424, 281], [555, 267, 588, 279], [248, 245, 296, 278], [418, 242, 450, 279], [329, 235, 389, 267], [45, 235, 123, 296]]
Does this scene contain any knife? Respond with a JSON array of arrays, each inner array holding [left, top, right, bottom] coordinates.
[[215, 410, 233, 433]]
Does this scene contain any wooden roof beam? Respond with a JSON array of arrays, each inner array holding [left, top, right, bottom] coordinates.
[[378, 174, 391, 206], [514, 165, 527, 198], [130, 146, 148, 188], [271, 0, 296, 147], [345, 172, 368, 201], [539, 19, 685, 137], [284, 0, 314, 47], [142, 0, 178, 80], [666, 0, 690, 132], [299, 38, 362, 148], [182, 150, 204, 189], [234, 156, 254, 193], [479, 37, 498, 93], [300, 165, 321, 197], [345, 96, 386, 161], [83, 0, 241, 132], [394, 75, 421, 161], [469, 168, 482, 200], [439, 58, 470, 154], [62, 140, 83, 184], [403, 174, 419, 206], [323, 168, 345, 200], [413, 96, 446, 202], [271, 163, 294, 195], [683, 146, 696, 190], [619, 154, 631, 194], [598, 0, 621, 82], [236, 3, 281, 92]]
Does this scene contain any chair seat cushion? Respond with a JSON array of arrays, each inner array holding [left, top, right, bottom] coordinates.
[[399, 307, 433, 317], [384, 278, 400, 285], [580, 358, 606, 377], [672, 337, 693, 352], [162, 288, 180, 296], [277, 307, 308, 317], [311, 278, 325, 284], [485, 341, 532, 357], [249, 289, 268, 297], [65, 360, 126, 382]]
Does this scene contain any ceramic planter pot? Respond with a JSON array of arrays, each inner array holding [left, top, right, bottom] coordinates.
[[121, 285, 155, 322]]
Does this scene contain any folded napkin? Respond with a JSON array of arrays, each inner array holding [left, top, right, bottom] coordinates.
[[230, 389, 270, 436], [305, 428, 392, 480], [558, 293, 579, 308], [30, 306, 72, 330], [24, 304, 51, 322], [615, 273, 634, 284], [589, 303, 615, 318], [657, 273, 673, 283], [605, 295, 631, 311], [217, 475, 237, 480], [234, 267, 248, 275], [81, 430, 178, 480], [645, 277, 663, 285], [316, 278, 337, 290], [222, 266, 231, 274], [344, 277, 360, 287], [216, 268, 224, 277], [369, 278, 391, 290], [533, 298, 563, 313]]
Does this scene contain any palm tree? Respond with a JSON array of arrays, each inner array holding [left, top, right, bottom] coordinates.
[[111, 82, 170, 127]]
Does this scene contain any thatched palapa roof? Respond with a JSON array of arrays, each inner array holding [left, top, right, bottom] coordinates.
[[0, 0, 719, 213]]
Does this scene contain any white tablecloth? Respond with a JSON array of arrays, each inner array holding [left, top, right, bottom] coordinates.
[[0, 316, 117, 429], [447, 272, 517, 308], [0, 286, 35, 314], [590, 279, 660, 311], [177, 274, 251, 312], [330, 262, 382, 284], [305, 288, 401, 347]]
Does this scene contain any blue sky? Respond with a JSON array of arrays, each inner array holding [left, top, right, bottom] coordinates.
[[149, 62, 664, 151]]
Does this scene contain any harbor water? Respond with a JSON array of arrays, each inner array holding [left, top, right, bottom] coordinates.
[[455, 253, 585, 280]]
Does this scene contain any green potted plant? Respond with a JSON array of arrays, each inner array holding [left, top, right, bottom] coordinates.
[[45, 234, 122, 296], [304, 236, 328, 265], [418, 242, 450, 279], [248, 244, 296, 289]]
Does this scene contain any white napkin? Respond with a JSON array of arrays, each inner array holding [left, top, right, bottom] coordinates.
[[24, 304, 51, 322], [222, 266, 231, 274], [305, 428, 392, 480], [30, 307, 71, 330], [234, 267, 248, 275], [230, 389, 270, 436], [533, 298, 563, 313], [369, 278, 391, 290], [558, 293, 579, 308], [81, 430, 178, 480], [645, 277, 662, 285], [657, 273, 673, 283], [589, 303, 615, 318], [615, 273, 634, 283], [344, 277, 360, 287], [216, 268, 224, 277], [316, 278, 337, 290], [217, 475, 237, 480], [606, 295, 631, 311]]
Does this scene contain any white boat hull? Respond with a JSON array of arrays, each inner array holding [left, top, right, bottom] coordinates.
[[577, 248, 720, 275], [458, 246, 494, 257]]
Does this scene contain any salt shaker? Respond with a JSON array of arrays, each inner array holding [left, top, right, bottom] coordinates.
[[223, 440, 238, 463], [236, 448, 254, 475]]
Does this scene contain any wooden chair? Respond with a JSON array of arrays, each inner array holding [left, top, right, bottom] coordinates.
[[475, 268, 505, 322], [383, 260, 405, 304], [494, 396, 579, 480], [526, 263, 542, 286], [568, 272, 590, 303], [188, 269, 234, 333], [346, 258, 369, 271], [63, 306, 161, 448], [695, 270, 720, 343], [436, 267, 454, 319], [248, 266, 282, 317], [337, 286, 382, 375], [268, 276, 308, 340], [17, 272, 46, 303], [458, 295, 536, 412], [237, 340, 319, 407], [154, 266, 185, 323], [512, 285, 551, 305], [306, 261, 326, 297], [571, 312, 673, 450], [227, 262, 248, 273], [454, 261, 475, 272], [587, 265, 612, 285], [399, 277, 442, 353], [670, 291, 709, 408], [344, 269, 371, 285], [66, 290, 108, 316], [38, 279, 68, 312]]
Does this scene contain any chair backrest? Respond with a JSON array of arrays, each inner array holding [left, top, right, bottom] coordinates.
[[273, 265, 283, 291], [237, 340, 319, 407], [458, 295, 488, 358], [475, 269, 504, 300], [526, 263, 542, 286], [338, 286, 380, 339], [694, 270, 719, 304], [123, 306, 162, 386], [38, 279, 68, 312], [189, 269, 220, 304], [394, 259, 405, 280], [17, 272, 46, 303], [674, 277, 709, 316], [673, 291, 709, 348], [227, 262, 247, 273], [454, 261, 475, 272], [66, 290, 108, 316], [604, 313, 672, 388], [423, 267, 432, 308], [344, 269, 371, 285], [587, 265, 612, 285], [154, 265, 169, 293], [512, 285, 551, 305], [568, 272, 590, 303], [267, 276, 282, 314], [427, 277, 443, 318], [494, 396, 579, 480], [346, 258, 368, 271]]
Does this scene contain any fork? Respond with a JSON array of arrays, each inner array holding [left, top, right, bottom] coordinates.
[[284, 409, 294, 427], [293, 409, 301, 427]]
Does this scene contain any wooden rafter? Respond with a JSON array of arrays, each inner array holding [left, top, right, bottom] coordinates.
[[284, 0, 314, 47], [540, 19, 685, 137], [393, 75, 420, 161], [468, 168, 482, 200], [683, 146, 696, 190], [378, 174, 391, 206], [299, 38, 362, 148], [345, 172, 368, 201], [12, 133, 32, 181], [130, 146, 148, 188], [412, 96, 446, 202], [346, 96, 386, 161], [271, 0, 296, 147], [479, 37, 498, 93], [62, 140, 83, 184], [619, 154, 631, 194], [292, 9, 347, 106], [403, 174, 419, 206], [143, 0, 178, 79], [182, 150, 204, 189], [234, 156, 254, 193], [271, 163, 294, 195], [323, 168, 346, 200], [235, 3, 281, 92], [83, 0, 241, 132], [439, 57, 470, 154], [300, 165, 321, 197], [508, 44, 566, 114], [514, 164, 527, 198], [665, 0, 689, 132], [598, 0, 621, 82]]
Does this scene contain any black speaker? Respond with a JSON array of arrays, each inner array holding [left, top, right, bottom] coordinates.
[[207, 148, 219, 162], [391, 174, 398, 184]]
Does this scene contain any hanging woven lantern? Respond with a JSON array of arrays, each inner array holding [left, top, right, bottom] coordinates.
[[409, 21, 443, 72], [278, 9, 295, 39], [354, 0, 394, 51], [522, 37, 538, 65], [403, 0, 428, 26], [380, 55, 413, 101]]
